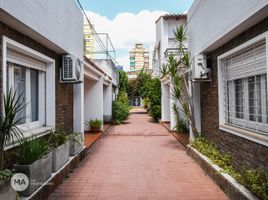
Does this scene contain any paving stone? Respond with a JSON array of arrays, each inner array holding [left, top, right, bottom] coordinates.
[[49, 110, 228, 200]]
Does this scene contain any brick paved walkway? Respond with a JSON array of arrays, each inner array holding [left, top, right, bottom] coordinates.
[[50, 109, 228, 200]]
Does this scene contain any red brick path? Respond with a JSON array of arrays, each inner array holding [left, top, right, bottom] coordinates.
[[49, 110, 228, 200]]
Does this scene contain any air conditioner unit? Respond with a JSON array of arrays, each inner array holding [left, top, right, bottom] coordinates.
[[192, 54, 211, 81], [61, 55, 83, 83]]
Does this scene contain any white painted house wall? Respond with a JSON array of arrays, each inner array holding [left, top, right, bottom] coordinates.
[[154, 16, 187, 130], [83, 59, 118, 131], [0, 0, 84, 133], [187, 0, 268, 55], [187, 0, 268, 139], [0, 0, 83, 59]]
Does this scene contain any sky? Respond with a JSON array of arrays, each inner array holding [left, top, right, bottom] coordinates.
[[80, 0, 194, 71]]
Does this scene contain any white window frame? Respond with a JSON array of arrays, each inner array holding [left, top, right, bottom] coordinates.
[[2, 36, 56, 145], [6, 63, 46, 130], [218, 31, 268, 147]]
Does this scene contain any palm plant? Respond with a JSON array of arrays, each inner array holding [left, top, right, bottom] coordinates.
[[163, 25, 199, 137], [0, 89, 26, 170]]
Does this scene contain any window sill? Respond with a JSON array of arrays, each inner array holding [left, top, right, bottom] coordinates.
[[219, 124, 268, 147], [4, 126, 53, 151]]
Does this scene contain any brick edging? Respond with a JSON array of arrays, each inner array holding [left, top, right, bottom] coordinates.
[[160, 122, 188, 148], [187, 146, 259, 200]]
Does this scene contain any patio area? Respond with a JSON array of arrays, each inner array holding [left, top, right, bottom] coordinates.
[[49, 110, 228, 200]]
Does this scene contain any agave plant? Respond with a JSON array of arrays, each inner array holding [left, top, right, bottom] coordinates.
[[0, 89, 26, 170]]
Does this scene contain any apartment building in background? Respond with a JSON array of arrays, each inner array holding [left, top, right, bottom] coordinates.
[[129, 43, 149, 70], [84, 22, 94, 59]]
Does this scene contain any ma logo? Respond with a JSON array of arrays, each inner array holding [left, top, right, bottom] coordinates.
[[10, 173, 29, 191]]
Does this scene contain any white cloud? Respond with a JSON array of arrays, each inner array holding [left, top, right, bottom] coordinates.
[[117, 55, 130, 71], [85, 10, 167, 70]]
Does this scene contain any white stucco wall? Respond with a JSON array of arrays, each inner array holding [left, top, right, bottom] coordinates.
[[93, 59, 118, 86], [161, 82, 170, 122], [103, 83, 112, 121], [0, 0, 83, 59], [153, 17, 187, 77], [187, 0, 268, 55], [84, 78, 104, 131]]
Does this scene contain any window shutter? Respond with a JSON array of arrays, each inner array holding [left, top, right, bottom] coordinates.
[[224, 41, 266, 80], [7, 48, 46, 71]]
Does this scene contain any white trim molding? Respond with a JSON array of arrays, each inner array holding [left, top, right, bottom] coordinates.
[[2, 36, 56, 140], [217, 31, 268, 147]]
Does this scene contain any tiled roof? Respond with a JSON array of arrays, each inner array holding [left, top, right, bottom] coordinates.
[[155, 14, 187, 24]]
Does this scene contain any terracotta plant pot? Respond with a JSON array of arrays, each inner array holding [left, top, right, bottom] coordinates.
[[90, 127, 101, 133]]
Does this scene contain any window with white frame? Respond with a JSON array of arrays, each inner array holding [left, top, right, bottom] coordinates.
[[222, 40, 268, 134], [6, 49, 46, 130]]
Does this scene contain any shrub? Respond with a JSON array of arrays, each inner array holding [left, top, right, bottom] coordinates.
[[239, 169, 268, 200], [15, 137, 49, 165], [87, 119, 102, 128], [117, 91, 130, 107], [0, 169, 13, 183], [173, 104, 189, 133], [112, 100, 129, 124], [119, 70, 128, 92], [191, 137, 268, 200], [48, 127, 68, 148], [150, 105, 161, 122], [144, 78, 161, 106], [142, 98, 150, 110]]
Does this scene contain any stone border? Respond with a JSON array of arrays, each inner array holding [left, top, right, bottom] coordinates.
[[187, 146, 259, 200]]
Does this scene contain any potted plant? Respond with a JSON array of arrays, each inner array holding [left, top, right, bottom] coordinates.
[[87, 119, 102, 132], [0, 89, 25, 198], [0, 169, 16, 200], [69, 132, 83, 156], [48, 127, 70, 172], [14, 137, 51, 197]]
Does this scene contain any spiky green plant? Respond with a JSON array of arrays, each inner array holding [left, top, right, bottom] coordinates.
[[15, 137, 49, 165], [0, 89, 26, 170], [48, 126, 69, 148], [162, 25, 199, 137], [87, 119, 102, 128]]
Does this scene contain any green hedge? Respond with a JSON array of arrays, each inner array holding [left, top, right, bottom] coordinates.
[[191, 137, 268, 200], [112, 100, 129, 124]]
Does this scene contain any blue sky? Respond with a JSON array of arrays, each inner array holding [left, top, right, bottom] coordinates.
[[80, 0, 194, 70], [80, 0, 194, 20]]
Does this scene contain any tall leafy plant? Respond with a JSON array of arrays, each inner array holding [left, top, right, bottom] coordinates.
[[118, 70, 129, 92], [0, 89, 26, 170], [162, 25, 199, 136]]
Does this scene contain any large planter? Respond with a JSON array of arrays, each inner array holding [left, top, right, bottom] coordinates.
[[0, 181, 17, 200], [69, 134, 83, 156], [90, 127, 101, 133], [52, 141, 70, 172], [13, 152, 52, 197]]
